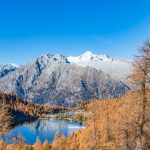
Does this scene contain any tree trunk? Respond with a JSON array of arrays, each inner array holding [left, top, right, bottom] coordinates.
[[135, 135, 146, 150], [135, 125, 147, 150]]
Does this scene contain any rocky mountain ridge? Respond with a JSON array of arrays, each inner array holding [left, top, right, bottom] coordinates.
[[0, 53, 130, 106]]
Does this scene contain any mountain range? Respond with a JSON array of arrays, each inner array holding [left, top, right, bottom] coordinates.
[[68, 51, 132, 82], [0, 52, 131, 106]]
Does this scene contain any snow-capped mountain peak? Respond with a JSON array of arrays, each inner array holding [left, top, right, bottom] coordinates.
[[67, 51, 132, 82], [0, 63, 19, 78], [80, 51, 93, 57], [69, 51, 111, 62], [0, 63, 19, 70], [47, 54, 70, 63], [10, 63, 19, 68], [39, 53, 70, 63]]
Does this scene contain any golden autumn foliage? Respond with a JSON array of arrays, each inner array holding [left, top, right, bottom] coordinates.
[[1, 91, 149, 150], [0, 93, 67, 135], [0, 93, 67, 118], [128, 40, 150, 150], [0, 104, 11, 135]]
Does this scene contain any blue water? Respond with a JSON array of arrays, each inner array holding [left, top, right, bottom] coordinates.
[[1, 119, 84, 144]]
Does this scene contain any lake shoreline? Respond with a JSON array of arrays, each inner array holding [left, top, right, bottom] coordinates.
[[39, 117, 85, 124], [1, 118, 85, 145]]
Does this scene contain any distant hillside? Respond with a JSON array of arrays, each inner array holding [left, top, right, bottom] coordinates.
[[0, 54, 129, 106]]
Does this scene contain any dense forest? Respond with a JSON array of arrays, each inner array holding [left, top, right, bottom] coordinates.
[[0, 91, 149, 150], [0, 93, 67, 135]]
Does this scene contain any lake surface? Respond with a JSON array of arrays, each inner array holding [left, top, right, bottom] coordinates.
[[1, 119, 85, 144]]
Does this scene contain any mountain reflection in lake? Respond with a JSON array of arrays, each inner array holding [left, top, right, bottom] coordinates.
[[1, 119, 85, 144]]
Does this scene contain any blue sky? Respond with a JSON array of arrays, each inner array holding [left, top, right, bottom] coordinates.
[[0, 0, 150, 64]]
